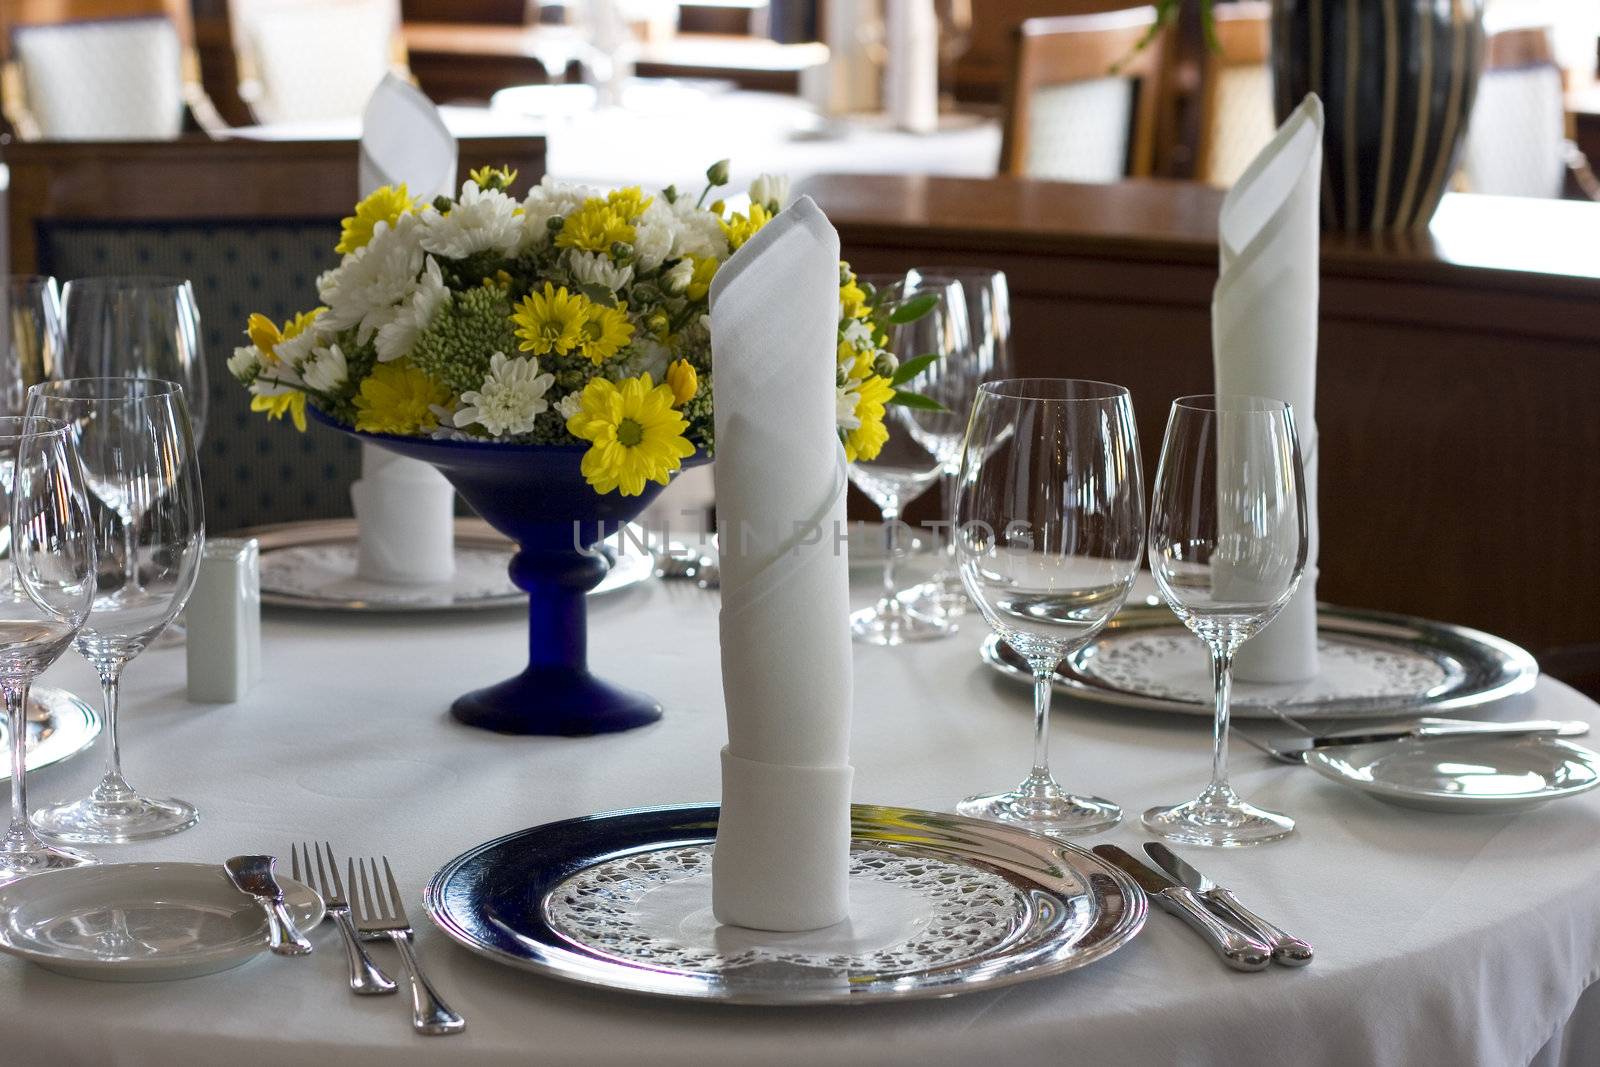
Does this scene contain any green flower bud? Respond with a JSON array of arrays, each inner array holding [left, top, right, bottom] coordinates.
[[706, 159, 730, 187]]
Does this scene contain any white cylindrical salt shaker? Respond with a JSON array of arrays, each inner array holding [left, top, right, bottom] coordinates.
[[186, 537, 262, 703]]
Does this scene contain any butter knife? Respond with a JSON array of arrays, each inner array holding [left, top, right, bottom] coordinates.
[[1092, 845, 1271, 972], [224, 855, 313, 957], [1144, 842, 1312, 967]]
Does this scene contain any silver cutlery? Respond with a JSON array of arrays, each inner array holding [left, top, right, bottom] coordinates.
[[1143, 842, 1312, 967], [291, 843, 397, 995], [224, 855, 313, 957], [349, 856, 465, 1036], [1237, 715, 1590, 764], [1092, 845, 1271, 972]]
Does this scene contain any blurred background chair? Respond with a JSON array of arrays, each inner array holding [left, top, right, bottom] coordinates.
[[1194, 0, 1272, 188], [999, 7, 1168, 183], [226, 0, 410, 124], [0, 0, 227, 140]]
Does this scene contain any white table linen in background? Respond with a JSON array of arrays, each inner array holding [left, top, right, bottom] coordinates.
[[1, 571, 1596, 1067]]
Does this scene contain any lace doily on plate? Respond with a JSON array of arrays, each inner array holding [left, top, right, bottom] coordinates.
[[542, 844, 1029, 975], [259, 543, 518, 607]]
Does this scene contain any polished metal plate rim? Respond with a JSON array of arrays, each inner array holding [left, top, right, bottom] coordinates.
[[244, 518, 653, 613], [1302, 735, 1600, 813], [979, 604, 1539, 721], [424, 803, 1148, 1005], [0, 687, 101, 784], [0, 862, 325, 981]]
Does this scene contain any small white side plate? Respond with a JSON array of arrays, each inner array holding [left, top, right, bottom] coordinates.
[[0, 863, 324, 981], [1304, 735, 1600, 813]]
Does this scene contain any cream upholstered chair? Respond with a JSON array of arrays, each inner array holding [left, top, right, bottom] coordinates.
[[999, 7, 1167, 183], [228, 0, 409, 124], [1195, 1, 1275, 188]]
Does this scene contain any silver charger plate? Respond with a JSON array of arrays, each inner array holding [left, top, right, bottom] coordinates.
[[0, 688, 101, 784], [980, 604, 1539, 721], [424, 803, 1147, 1005], [1303, 735, 1600, 813], [245, 518, 653, 613]]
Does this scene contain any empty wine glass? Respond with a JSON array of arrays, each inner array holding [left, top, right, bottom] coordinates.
[[955, 379, 1144, 836], [1144, 395, 1309, 847], [29, 378, 205, 843], [0, 416, 98, 881], [901, 266, 1011, 621], [3, 276, 65, 416]]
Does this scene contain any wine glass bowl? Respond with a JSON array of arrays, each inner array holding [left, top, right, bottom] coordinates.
[[3, 276, 65, 417]]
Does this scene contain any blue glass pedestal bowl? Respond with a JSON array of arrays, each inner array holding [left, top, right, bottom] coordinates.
[[322, 416, 705, 736]]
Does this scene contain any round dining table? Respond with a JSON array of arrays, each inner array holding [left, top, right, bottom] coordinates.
[[3, 557, 1597, 1067]]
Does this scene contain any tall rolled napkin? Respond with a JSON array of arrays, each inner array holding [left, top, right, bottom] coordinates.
[[885, 0, 940, 134], [709, 197, 854, 932], [1213, 94, 1324, 683], [352, 75, 457, 584]]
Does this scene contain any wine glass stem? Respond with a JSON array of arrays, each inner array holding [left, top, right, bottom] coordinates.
[[3, 680, 37, 849], [1209, 643, 1235, 791], [939, 465, 958, 569], [1031, 668, 1055, 783], [879, 501, 901, 608], [95, 664, 131, 799]]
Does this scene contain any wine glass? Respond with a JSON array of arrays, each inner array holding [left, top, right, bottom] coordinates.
[[28, 378, 205, 843], [1143, 395, 1309, 847], [901, 266, 1012, 621], [3, 276, 65, 416], [955, 379, 1145, 836], [0, 416, 98, 881]]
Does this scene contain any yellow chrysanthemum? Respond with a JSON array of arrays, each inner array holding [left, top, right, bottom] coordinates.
[[555, 198, 635, 253], [512, 283, 590, 356], [336, 185, 415, 255], [666, 359, 697, 406], [566, 375, 696, 496], [468, 165, 519, 190], [247, 307, 323, 364], [844, 374, 896, 462], [840, 275, 869, 320], [720, 203, 772, 251], [605, 186, 653, 222], [352, 362, 449, 435], [685, 255, 720, 302], [250, 391, 308, 432], [577, 303, 635, 365]]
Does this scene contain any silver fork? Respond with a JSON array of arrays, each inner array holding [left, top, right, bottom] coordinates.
[[349, 856, 465, 1036], [291, 843, 396, 996]]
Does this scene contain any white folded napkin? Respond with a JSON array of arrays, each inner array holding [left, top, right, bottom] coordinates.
[[708, 197, 854, 932], [1213, 94, 1324, 683], [350, 75, 457, 584], [884, 0, 939, 134]]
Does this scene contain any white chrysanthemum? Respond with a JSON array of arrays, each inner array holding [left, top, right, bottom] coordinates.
[[376, 255, 451, 363], [272, 324, 320, 372], [567, 250, 633, 292], [301, 343, 349, 394], [667, 197, 727, 261], [662, 257, 694, 294], [419, 182, 523, 260], [317, 214, 424, 344], [520, 175, 599, 249], [554, 392, 584, 421], [836, 382, 863, 430], [616, 337, 672, 384], [227, 345, 263, 384], [749, 173, 790, 210], [454, 352, 556, 437], [841, 318, 873, 348], [631, 199, 678, 271]]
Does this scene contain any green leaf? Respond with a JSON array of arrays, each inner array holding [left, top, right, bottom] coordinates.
[[888, 293, 938, 324], [890, 353, 940, 385], [576, 283, 617, 307], [889, 390, 947, 412]]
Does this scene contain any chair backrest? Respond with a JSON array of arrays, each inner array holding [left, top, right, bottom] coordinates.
[[228, 0, 409, 124], [1195, 0, 1274, 187], [1460, 25, 1566, 199], [1000, 7, 1167, 183], [5, 135, 548, 532]]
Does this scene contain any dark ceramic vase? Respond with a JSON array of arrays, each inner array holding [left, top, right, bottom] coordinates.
[[1271, 0, 1485, 232], [319, 412, 705, 736]]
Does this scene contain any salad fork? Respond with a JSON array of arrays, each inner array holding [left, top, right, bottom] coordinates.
[[291, 843, 396, 995], [350, 856, 465, 1036]]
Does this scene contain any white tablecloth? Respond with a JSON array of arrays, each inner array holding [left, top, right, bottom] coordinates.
[[3, 567, 1597, 1067]]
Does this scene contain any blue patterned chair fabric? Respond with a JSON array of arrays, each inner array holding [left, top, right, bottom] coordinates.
[[37, 219, 361, 533]]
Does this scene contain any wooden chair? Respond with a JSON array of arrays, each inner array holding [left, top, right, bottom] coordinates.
[[0, 0, 227, 139], [1194, 0, 1274, 187], [999, 7, 1168, 183], [225, 0, 411, 124], [5, 135, 547, 531]]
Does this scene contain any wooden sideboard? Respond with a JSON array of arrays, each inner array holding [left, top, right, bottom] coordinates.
[[804, 173, 1600, 663]]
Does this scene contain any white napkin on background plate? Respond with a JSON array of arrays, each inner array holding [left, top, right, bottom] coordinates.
[[1213, 94, 1324, 683], [708, 197, 854, 932], [351, 75, 457, 584]]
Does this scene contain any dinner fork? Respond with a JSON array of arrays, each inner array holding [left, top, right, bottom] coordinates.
[[349, 856, 465, 1036], [291, 843, 396, 995]]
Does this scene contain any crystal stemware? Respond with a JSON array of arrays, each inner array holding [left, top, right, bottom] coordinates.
[[1143, 394, 1309, 847], [3, 276, 65, 416], [0, 416, 99, 881], [955, 379, 1145, 836], [901, 266, 1011, 621], [29, 378, 205, 843]]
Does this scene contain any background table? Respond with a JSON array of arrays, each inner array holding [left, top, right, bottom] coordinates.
[[3, 562, 1597, 1066]]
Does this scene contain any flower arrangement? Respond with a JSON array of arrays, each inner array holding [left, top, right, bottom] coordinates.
[[230, 163, 938, 496]]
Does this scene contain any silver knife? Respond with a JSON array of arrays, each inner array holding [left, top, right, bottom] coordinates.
[[1092, 845, 1271, 972], [225, 855, 313, 957], [1144, 842, 1312, 967], [1254, 719, 1589, 762]]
